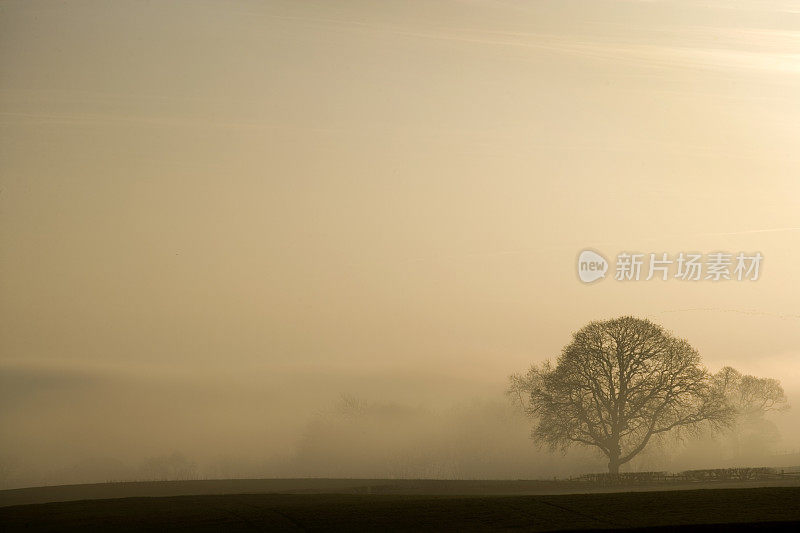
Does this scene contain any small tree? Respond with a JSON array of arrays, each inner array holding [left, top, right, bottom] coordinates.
[[712, 366, 788, 420], [712, 366, 789, 458], [509, 316, 734, 474]]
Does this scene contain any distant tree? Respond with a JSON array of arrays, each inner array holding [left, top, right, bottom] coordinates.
[[335, 393, 370, 418], [711, 366, 789, 458], [139, 452, 197, 481], [712, 366, 788, 421], [509, 316, 734, 474], [507, 366, 540, 412]]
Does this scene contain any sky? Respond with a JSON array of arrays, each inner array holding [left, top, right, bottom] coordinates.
[[1, 0, 799, 484]]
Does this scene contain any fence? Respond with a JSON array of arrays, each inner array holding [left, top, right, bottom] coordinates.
[[575, 467, 792, 485]]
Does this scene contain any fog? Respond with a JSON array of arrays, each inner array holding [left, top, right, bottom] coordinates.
[[1, 357, 796, 488], [1, 0, 799, 489]]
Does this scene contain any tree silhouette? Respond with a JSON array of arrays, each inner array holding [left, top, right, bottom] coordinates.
[[712, 366, 788, 420], [509, 316, 734, 474], [711, 366, 789, 459]]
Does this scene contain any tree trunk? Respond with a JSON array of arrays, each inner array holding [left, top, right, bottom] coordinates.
[[607, 442, 622, 475]]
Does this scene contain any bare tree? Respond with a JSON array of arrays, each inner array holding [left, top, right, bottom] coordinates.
[[507, 366, 540, 412], [711, 366, 789, 459], [712, 366, 788, 421], [509, 316, 734, 474]]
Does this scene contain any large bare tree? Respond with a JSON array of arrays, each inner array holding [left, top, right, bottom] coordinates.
[[509, 316, 734, 474]]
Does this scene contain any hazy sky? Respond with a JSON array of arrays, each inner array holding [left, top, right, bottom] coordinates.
[[1, 0, 799, 476]]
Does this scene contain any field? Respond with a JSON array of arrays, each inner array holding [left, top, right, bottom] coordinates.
[[2, 480, 800, 531]]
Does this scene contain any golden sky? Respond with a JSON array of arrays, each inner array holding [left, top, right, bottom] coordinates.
[[1, 0, 799, 470]]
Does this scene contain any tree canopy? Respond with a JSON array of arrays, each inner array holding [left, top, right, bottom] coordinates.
[[509, 316, 735, 473], [712, 366, 788, 421]]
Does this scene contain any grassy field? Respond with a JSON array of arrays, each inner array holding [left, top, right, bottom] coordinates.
[[1, 485, 799, 531], [3, 476, 800, 507]]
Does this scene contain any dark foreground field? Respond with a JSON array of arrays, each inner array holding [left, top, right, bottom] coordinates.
[[1, 486, 799, 531]]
